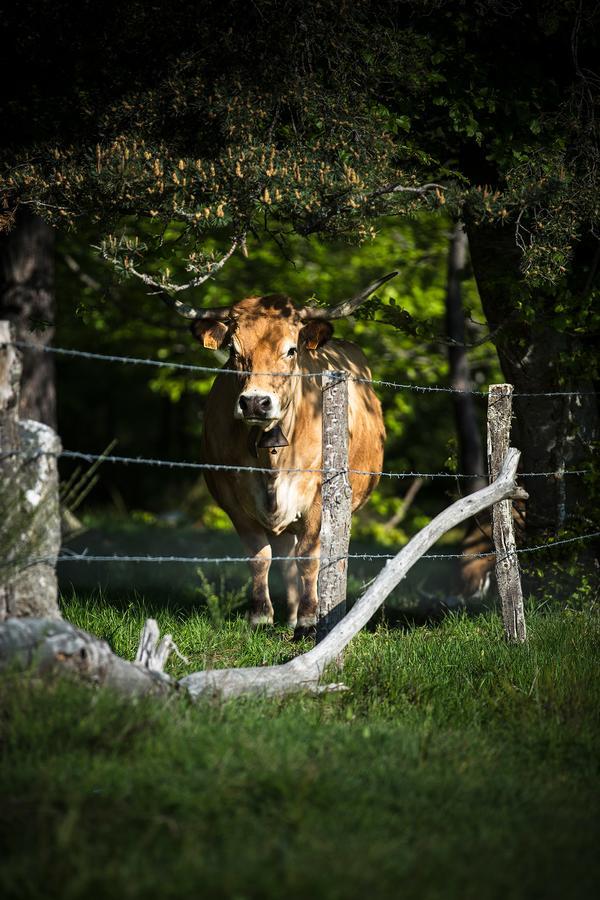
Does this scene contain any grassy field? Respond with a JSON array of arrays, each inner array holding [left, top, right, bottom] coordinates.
[[1, 592, 599, 900]]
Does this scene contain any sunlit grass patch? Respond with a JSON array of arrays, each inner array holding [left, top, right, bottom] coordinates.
[[1, 595, 598, 900]]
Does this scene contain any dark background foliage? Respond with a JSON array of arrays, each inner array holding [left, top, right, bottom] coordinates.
[[1, 0, 598, 588]]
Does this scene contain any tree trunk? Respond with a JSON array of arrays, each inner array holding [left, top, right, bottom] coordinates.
[[0, 208, 56, 427], [466, 223, 599, 538], [445, 222, 486, 493], [0, 323, 62, 621]]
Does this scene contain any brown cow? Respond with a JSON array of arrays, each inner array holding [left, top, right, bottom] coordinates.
[[162, 274, 395, 639]]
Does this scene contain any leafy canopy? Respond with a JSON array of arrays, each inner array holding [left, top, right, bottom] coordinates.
[[2, 0, 599, 287]]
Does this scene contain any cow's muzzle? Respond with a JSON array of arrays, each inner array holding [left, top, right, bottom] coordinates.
[[236, 391, 281, 422]]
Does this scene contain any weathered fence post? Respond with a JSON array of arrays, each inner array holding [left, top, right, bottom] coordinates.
[[316, 372, 352, 643], [0, 322, 61, 620], [487, 383, 526, 642]]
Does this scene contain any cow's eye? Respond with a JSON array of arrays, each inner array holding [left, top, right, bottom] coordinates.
[[286, 347, 297, 358]]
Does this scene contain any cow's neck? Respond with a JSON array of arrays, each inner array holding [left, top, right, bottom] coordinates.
[[252, 379, 310, 471], [246, 372, 322, 522], [254, 406, 296, 467]]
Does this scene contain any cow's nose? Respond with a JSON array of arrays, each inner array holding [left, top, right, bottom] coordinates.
[[257, 396, 272, 412], [239, 394, 273, 418]]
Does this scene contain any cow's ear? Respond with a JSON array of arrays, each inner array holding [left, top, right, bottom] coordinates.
[[189, 320, 231, 350], [300, 319, 333, 351]]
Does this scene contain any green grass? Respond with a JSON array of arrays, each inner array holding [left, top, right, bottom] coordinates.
[[1, 593, 599, 900]]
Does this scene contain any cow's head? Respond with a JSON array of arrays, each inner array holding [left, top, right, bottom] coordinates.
[[160, 273, 396, 440]]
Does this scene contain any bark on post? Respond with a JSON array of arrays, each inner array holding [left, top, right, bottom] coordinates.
[[487, 384, 526, 642], [0, 322, 61, 620], [317, 372, 352, 642]]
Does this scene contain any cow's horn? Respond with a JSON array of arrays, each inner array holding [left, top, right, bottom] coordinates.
[[301, 271, 398, 320], [160, 292, 231, 321]]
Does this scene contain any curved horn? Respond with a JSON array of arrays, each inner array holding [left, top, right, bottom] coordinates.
[[300, 271, 398, 320], [160, 292, 230, 321]]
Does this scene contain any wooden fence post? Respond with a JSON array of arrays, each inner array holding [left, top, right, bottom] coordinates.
[[0, 322, 61, 620], [316, 372, 352, 643], [487, 383, 526, 642]]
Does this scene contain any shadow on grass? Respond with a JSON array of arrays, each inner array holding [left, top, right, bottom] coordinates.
[[59, 520, 483, 625], [59, 577, 499, 640]]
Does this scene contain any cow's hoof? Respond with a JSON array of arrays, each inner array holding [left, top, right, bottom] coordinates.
[[292, 624, 316, 642], [247, 613, 274, 628]]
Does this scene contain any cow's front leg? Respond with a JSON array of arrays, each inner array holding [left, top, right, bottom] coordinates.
[[239, 531, 274, 626], [293, 509, 321, 640], [270, 532, 300, 628]]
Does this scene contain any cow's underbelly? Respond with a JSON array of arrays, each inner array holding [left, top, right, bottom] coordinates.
[[240, 473, 311, 535]]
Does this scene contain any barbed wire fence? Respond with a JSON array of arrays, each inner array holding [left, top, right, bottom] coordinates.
[[15, 529, 600, 566], [11, 339, 599, 396], [1, 328, 598, 641]]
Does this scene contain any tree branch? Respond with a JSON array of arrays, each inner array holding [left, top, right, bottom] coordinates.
[[100, 235, 243, 294], [302, 182, 445, 235], [367, 182, 445, 200]]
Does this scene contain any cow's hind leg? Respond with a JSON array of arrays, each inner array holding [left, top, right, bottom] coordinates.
[[293, 511, 321, 640], [270, 532, 299, 628]]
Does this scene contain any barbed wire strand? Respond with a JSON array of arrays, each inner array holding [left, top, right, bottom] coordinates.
[[6, 531, 598, 569], [0, 448, 591, 480], [8, 341, 329, 380], [7, 341, 597, 398]]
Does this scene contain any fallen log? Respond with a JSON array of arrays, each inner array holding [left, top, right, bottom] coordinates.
[[0, 448, 527, 701], [0, 616, 173, 696]]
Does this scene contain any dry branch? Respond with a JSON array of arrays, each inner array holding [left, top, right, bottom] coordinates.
[[385, 477, 424, 528], [109, 235, 242, 294], [0, 449, 527, 701], [135, 618, 188, 671], [181, 447, 526, 700]]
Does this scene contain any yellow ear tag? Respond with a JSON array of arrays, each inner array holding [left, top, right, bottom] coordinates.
[[200, 321, 229, 349], [203, 334, 220, 350]]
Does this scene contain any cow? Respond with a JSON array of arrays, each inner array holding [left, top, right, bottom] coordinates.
[[162, 273, 395, 639]]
